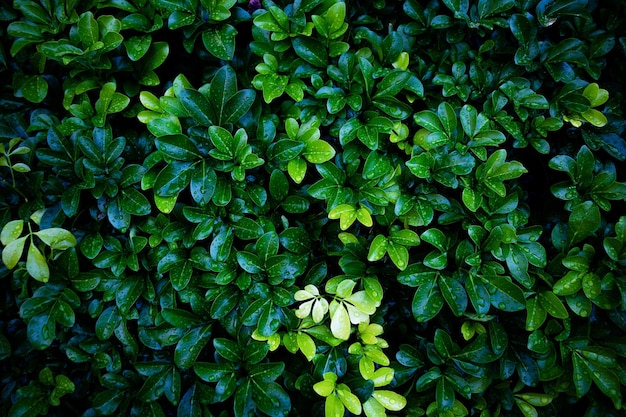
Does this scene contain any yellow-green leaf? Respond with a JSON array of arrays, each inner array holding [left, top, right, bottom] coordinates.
[[1, 219, 24, 245], [313, 379, 335, 397], [356, 206, 373, 227], [337, 385, 362, 415], [297, 332, 316, 361], [2, 236, 27, 269], [372, 390, 407, 411]]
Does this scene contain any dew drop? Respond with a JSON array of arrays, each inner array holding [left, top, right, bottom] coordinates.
[[498, 302, 506, 309]]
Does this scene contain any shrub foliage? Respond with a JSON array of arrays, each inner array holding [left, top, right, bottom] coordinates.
[[1, 0, 626, 416]]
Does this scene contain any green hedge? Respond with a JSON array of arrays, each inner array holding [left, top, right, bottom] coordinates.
[[1, 0, 626, 416]]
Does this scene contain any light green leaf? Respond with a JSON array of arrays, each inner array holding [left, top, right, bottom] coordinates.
[[330, 303, 351, 340], [35, 228, 77, 250], [1, 219, 24, 245], [325, 394, 345, 417], [26, 244, 49, 282]]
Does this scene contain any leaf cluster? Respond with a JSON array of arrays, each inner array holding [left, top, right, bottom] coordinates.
[[1, 0, 626, 417]]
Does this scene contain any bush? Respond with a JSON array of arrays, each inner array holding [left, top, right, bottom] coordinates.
[[1, 0, 626, 416]]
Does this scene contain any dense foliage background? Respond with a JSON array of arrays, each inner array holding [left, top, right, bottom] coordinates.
[[2, 0, 626, 416]]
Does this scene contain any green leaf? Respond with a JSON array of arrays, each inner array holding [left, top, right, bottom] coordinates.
[[568, 201, 600, 246], [374, 70, 411, 98], [421, 228, 447, 252], [313, 379, 335, 397], [27, 313, 56, 350], [209, 66, 236, 118], [170, 260, 193, 291], [155, 162, 192, 197], [175, 325, 212, 370], [179, 88, 213, 126], [439, 275, 468, 316], [292, 37, 328, 67], [190, 162, 217, 206], [224, 89, 256, 125], [26, 244, 49, 282], [480, 149, 527, 197], [120, 188, 151, 216], [414, 110, 444, 133], [297, 332, 316, 361], [1, 219, 24, 245], [8, 396, 48, 417], [436, 378, 455, 412], [368, 235, 388, 262], [586, 358, 622, 408], [252, 381, 291, 416], [437, 101, 457, 137], [478, 0, 514, 19], [581, 109, 607, 127], [337, 385, 362, 415], [253, 7, 287, 32], [233, 218, 264, 240], [2, 236, 26, 269], [324, 2, 347, 34], [249, 362, 284, 382], [372, 96, 413, 120], [303, 140, 336, 164], [537, 291, 568, 319], [125, 35, 152, 61], [412, 278, 444, 322], [116, 275, 144, 314], [209, 125, 234, 156], [572, 353, 592, 398], [482, 275, 526, 312], [363, 151, 391, 180], [372, 390, 407, 411], [387, 241, 409, 270], [21, 75, 48, 103], [155, 135, 201, 161], [525, 297, 547, 331], [279, 228, 311, 254], [467, 273, 491, 315], [389, 229, 421, 246], [202, 24, 237, 61]]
